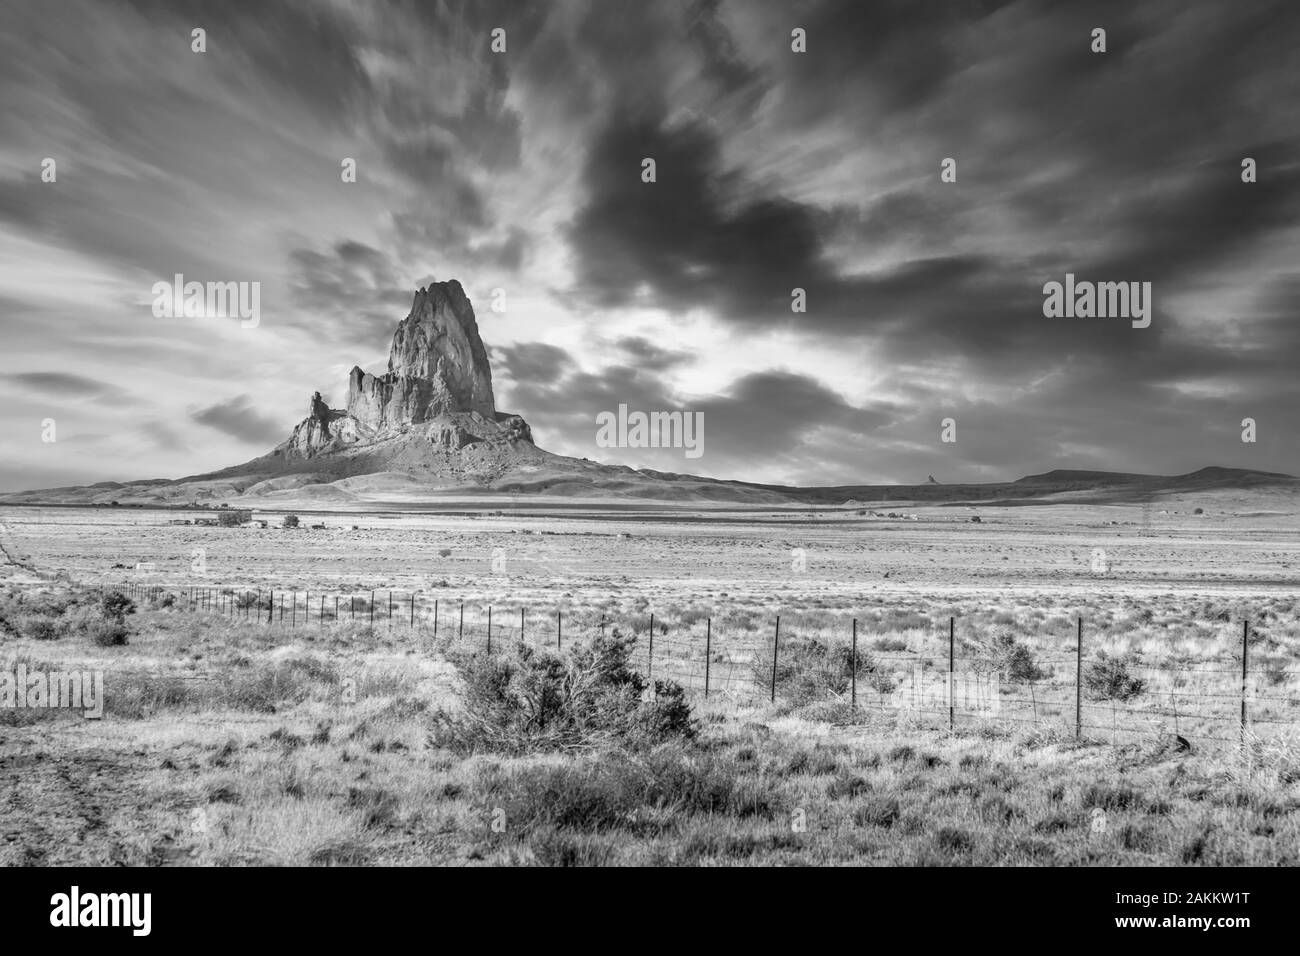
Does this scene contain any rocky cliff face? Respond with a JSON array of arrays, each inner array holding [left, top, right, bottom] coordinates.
[[273, 280, 533, 464], [347, 281, 498, 428]]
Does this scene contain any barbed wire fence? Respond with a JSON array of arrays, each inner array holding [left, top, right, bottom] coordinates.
[[41, 581, 1300, 751]]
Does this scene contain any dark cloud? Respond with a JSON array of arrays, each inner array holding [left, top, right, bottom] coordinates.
[[188, 395, 285, 446], [493, 342, 576, 389], [11, 373, 136, 403], [141, 419, 191, 454], [568, 111, 827, 326], [285, 240, 414, 347], [611, 336, 695, 373], [123, 0, 371, 124]]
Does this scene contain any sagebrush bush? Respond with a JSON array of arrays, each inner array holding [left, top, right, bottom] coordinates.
[[431, 634, 696, 753], [225, 657, 339, 712], [88, 619, 130, 647], [475, 744, 772, 835], [751, 635, 875, 703], [16, 614, 63, 641], [989, 634, 1046, 683], [7, 589, 79, 618], [99, 591, 136, 624], [1084, 652, 1146, 701]]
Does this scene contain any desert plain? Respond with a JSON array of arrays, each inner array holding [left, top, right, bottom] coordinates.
[[2, 491, 1299, 865]]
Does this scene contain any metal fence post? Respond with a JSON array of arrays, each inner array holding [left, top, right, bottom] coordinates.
[[647, 613, 654, 684], [388, 591, 393, 627], [487, 605, 493, 654], [459, 600, 464, 641], [433, 598, 439, 640], [557, 610, 562, 650], [705, 618, 712, 699], [852, 618, 858, 710], [1241, 619, 1250, 749], [410, 594, 415, 628], [949, 616, 955, 731], [1075, 616, 1083, 739], [520, 606, 525, 644], [771, 615, 781, 703]]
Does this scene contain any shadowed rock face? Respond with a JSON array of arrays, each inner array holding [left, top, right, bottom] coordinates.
[[274, 280, 533, 464]]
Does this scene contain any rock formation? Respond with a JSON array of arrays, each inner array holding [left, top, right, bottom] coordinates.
[[274, 280, 534, 466], [348, 280, 498, 428]]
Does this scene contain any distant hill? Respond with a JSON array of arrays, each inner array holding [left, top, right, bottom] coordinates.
[[3, 463, 1295, 510]]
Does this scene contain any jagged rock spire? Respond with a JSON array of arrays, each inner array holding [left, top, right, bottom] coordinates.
[[347, 281, 498, 429]]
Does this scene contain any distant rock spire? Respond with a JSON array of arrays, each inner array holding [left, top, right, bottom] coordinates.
[[347, 281, 497, 429], [276, 279, 533, 461]]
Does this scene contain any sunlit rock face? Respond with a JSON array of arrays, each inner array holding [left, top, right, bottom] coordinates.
[[275, 280, 533, 462], [347, 280, 498, 428]]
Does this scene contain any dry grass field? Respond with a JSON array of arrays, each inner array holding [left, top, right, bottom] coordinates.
[[2, 498, 1299, 865]]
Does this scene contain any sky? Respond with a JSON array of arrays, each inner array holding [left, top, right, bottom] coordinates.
[[2, 0, 1299, 492]]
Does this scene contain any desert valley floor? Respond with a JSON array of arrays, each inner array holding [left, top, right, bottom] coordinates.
[[2, 496, 1299, 865]]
